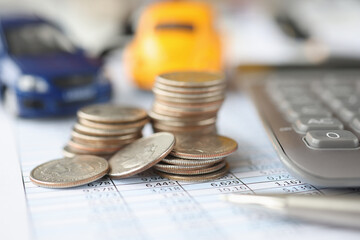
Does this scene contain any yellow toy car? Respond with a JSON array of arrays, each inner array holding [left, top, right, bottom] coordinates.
[[123, 1, 222, 90]]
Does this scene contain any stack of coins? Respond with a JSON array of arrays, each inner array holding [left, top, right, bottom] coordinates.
[[63, 104, 148, 159], [149, 71, 226, 135], [153, 135, 237, 181]]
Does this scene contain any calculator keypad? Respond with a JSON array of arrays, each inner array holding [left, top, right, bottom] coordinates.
[[267, 76, 360, 149]]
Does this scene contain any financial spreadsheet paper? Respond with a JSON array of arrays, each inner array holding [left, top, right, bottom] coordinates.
[[2, 92, 360, 240]]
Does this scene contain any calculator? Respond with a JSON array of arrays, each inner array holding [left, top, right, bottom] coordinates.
[[246, 69, 360, 187]]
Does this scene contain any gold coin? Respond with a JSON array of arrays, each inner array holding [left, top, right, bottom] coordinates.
[[171, 135, 238, 159], [161, 156, 225, 166], [153, 87, 224, 99], [154, 160, 226, 174], [156, 71, 224, 87], [30, 155, 109, 188], [78, 118, 149, 130], [154, 162, 229, 182], [108, 132, 175, 179], [154, 82, 226, 94], [74, 123, 142, 136], [78, 104, 148, 123]]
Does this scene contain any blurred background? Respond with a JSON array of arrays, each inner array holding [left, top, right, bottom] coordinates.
[[1, 0, 360, 117], [1, 0, 359, 65]]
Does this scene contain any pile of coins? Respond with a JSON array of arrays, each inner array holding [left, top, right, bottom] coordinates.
[[149, 72, 226, 135], [153, 134, 237, 181], [29, 72, 239, 188], [63, 104, 148, 159], [149, 71, 238, 181]]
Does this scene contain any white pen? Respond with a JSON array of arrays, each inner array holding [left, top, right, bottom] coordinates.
[[222, 194, 360, 229]]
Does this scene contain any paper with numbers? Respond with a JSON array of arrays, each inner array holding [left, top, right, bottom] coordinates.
[[3, 88, 360, 240]]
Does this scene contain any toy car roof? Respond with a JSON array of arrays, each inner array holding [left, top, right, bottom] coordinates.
[[0, 13, 46, 27]]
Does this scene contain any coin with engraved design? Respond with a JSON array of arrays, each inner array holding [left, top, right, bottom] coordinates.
[[171, 135, 238, 159], [30, 155, 109, 188], [108, 132, 175, 179]]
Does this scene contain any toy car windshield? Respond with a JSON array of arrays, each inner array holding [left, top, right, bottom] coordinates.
[[4, 23, 76, 56], [155, 23, 194, 31]]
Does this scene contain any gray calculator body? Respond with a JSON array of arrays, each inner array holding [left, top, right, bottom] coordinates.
[[247, 70, 360, 187]]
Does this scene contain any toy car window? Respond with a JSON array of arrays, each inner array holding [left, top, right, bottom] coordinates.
[[4, 23, 76, 56], [155, 23, 194, 31]]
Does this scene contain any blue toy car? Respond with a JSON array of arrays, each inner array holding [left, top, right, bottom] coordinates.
[[0, 15, 112, 117]]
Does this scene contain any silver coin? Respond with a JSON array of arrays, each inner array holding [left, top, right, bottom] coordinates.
[[78, 104, 148, 123], [162, 156, 225, 166], [108, 132, 175, 179], [62, 146, 113, 159], [152, 122, 216, 131], [155, 160, 226, 175], [154, 82, 226, 94], [154, 162, 229, 182], [71, 130, 141, 145], [154, 162, 215, 171], [149, 110, 216, 123], [63, 144, 117, 156], [155, 94, 225, 104], [155, 98, 224, 108], [152, 118, 216, 127], [153, 87, 225, 99], [156, 71, 224, 87], [151, 105, 218, 118], [74, 123, 142, 136], [30, 155, 109, 188], [78, 118, 149, 130], [152, 102, 221, 115]]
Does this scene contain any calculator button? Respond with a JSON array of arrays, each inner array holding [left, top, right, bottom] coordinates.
[[329, 95, 360, 111], [350, 115, 360, 132], [337, 105, 360, 122], [305, 130, 359, 149], [286, 105, 332, 121], [327, 85, 355, 96], [320, 87, 355, 101], [293, 117, 343, 133], [280, 96, 318, 110]]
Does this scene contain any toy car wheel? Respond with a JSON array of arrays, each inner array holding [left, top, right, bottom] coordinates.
[[4, 89, 19, 116]]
